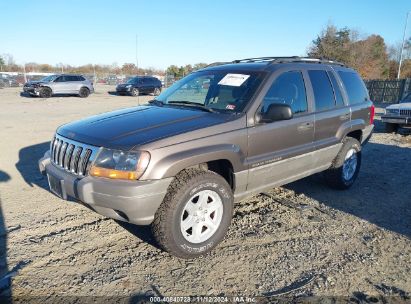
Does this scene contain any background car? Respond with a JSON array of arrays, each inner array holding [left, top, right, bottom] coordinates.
[[116, 76, 162, 96], [381, 92, 411, 133], [23, 74, 94, 98]]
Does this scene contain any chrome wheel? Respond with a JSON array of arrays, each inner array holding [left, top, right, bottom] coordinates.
[[342, 148, 357, 181], [131, 88, 139, 96], [180, 190, 223, 244]]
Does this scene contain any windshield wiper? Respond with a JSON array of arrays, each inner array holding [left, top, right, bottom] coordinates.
[[168, 101, 216, 113], [148, 99, 164, 107]]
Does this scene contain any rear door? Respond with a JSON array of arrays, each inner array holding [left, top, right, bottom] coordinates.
[[247, 69, 315, 192], [336, 69, 371, 128], [307, 68, 351, 150], [64, 75, 80, 93]]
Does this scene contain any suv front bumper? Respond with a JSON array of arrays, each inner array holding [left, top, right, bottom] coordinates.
[[381, 115, 411, 125], [38, 151, 172, 225]]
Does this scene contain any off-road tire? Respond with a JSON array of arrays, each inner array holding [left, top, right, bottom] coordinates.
[[324, 137, 362, 190], [39, 87, 52, 98], [153, 87, 161, 96], [79, 87, 90, 98], [385, 123, 398, 133], [131, 88, 139, 96], [152, 168, 233, 259]]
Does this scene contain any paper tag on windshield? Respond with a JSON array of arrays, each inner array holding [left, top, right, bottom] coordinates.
[[218, 74, 250, 87]]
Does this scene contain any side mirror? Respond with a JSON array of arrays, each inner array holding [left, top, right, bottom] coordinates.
[[259, 103, 293, 123]]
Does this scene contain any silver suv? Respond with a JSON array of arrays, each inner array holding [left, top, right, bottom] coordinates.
[[23, 74, 94, 98]]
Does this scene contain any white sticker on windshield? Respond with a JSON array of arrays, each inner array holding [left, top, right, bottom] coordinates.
[[218, 73, 250, 87]]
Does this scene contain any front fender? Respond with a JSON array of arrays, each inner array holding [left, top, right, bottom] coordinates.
[[142, 144, 245, 180]]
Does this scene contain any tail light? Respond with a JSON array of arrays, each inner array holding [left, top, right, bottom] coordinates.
[[370, 104, 375, 124]]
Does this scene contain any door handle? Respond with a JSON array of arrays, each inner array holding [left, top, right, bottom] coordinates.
[[297, 122, 314, 131], [339, 113, 350, 120]]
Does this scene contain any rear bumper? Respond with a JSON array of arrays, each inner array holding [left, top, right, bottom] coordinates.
[[39, 152, 172, 225], [362, 124, 374, 145], [381, 115, 411, 125]]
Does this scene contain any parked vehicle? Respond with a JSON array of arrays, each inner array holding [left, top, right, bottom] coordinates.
[[0, 76, 19, 87], [39, 57, 374, 258], [23, 74, 94, 98], [381, 92, 411, 132], [116, 76, 162, 96]]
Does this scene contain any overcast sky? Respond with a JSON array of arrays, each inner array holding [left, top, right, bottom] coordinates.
[[1, 0, 410, 69]]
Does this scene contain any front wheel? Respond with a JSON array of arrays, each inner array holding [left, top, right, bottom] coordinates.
[[131, 88, 139, 96], [39, 87, 52, 98], [324, 137, 362, 190], [152, 169, 233, 259]]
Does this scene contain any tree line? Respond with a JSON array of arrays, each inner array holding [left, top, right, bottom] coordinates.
[[1, 24, 410, 80]]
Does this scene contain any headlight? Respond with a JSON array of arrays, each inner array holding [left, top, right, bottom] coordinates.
[[89, 148, 150, 180], [126, 84, 132, 88], [386, 108, 399, 115]]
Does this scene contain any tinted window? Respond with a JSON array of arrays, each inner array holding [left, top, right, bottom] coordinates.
[[54, 76, 65, 82], [78, 76, 85, 81], [308, 70, 335, 111], [261, 71, 307, 114], [338, 71, 368, 104], [328, 71, 344, 106], [65, 75, 78, 81]]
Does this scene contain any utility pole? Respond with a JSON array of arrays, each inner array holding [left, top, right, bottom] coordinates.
[[398, 11, 411, 79]]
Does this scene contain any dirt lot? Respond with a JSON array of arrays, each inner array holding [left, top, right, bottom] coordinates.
[[0, 85, 410, 302]]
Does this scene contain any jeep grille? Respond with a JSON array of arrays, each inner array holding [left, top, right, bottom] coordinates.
[[400, 109, 411, 116], [50, 134, 99, 176]]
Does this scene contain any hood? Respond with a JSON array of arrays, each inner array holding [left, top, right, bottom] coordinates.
[[25, 80, 46, 86], [387, 102, 411, 110], [57, 105, 233, 150]]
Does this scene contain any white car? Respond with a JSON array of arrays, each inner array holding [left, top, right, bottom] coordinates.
[[381, 92, 411, 133]]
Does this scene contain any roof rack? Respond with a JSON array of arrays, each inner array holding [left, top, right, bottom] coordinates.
[[232, 56, 346, 66]]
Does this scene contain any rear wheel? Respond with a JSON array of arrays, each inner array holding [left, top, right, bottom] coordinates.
[[39, 87, 52, 98], [153, 87, 161, 96], [79, 87, 90, 98], [152, 169, 233, 259], [131, 88, 139, 96], [385, 123, 398, 133], [324, 137, 362, 190]]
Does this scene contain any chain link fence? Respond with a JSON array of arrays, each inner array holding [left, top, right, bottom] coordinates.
[[365, 78, 411, 103]]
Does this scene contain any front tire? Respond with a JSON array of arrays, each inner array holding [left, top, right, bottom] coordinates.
[[131, 88, 139, 96], [324, 137, 362, 190], [152, 169, 233, 259], [39, 87, 52, 98], [385, 123, 398, 133]]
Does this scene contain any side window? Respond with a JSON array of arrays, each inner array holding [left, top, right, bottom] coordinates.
[[328, 71, 344, 106], [78, 76, 85, 81], [66, 75, 77, 81], [338, 71, 369, 105], [308, 70, 335, 112], [54, 76, 65, 82], [261, 71, 307, 114]]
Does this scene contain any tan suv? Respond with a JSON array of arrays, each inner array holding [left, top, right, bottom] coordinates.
[[39, 57, 374, 258]]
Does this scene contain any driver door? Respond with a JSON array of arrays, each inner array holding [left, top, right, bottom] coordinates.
[[246, 70, 315, 192]]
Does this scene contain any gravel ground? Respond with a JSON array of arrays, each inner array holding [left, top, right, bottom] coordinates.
[[0, 85, 410, 302]]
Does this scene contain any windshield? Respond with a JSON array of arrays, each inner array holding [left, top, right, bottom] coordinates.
[[400, 93, 411, 103], [40, 75, 58, 82], [155, 71, 265, 112]]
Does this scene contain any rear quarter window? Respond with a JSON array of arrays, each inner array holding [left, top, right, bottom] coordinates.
[[338, 71, 369, 104]]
